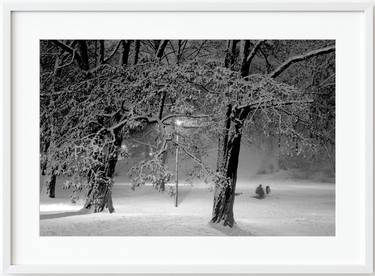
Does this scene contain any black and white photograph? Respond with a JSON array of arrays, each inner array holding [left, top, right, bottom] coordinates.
[[40, 39, 335, 236]]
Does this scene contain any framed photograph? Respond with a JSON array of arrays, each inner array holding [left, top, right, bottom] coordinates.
[[2, 0, 373, 274]]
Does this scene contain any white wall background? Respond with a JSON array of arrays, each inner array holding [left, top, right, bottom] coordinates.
[[0, 0, 373, 274]]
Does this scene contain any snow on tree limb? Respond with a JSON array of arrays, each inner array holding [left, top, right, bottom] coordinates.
[[51, 40, 76, 55], [246, 40, 264, 65], [51, 40, 86, 70], [156, 40, 169, 59], [103, 40, 123, 64], [269, 45, 335, 78], [239, 98, 314, 112]]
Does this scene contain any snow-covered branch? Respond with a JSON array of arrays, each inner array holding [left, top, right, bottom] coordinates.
[[103, 41, 123, 64], [269, 45, 335, 78], [51, 40, 86, 70], [246, 40, 264, 65], [238, 98, 313, 112]]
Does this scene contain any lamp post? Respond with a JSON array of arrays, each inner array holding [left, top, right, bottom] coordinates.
[[175, 119, 182, 207]]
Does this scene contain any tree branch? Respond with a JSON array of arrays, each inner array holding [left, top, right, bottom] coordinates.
[[51, 40, 85, 69], [176, 142, 218, 179], [246, 40, 264, 65], [109, 115, 158, 131], [238, 98, 314, 111], [258, 47, 272, 73], [269, 45, 335, 78], [51, 40, 75, 54], [103, 41, 123, 64], [109, 112, 210, 132], [156, 40, 169, 60]]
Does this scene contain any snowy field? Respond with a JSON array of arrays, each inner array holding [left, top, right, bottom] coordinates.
[[40, 172, 335, 236]]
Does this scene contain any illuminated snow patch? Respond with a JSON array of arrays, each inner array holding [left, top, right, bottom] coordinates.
[[40, 203, 83, 212]]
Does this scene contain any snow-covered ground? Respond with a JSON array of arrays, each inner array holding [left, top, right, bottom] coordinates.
[[40, 171, 335, 236]]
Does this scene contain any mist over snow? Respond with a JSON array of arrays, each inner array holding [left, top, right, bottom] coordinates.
[[40, 140, 335, 236]]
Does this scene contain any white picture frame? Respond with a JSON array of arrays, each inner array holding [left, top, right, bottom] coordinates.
[[1, 0, 373, 274]]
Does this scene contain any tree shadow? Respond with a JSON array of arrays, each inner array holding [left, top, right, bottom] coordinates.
[[40, 208, 90, 220], [209, 222, 253, 236]]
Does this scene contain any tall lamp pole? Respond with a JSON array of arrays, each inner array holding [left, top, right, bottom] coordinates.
[[175, 119, 182, 207]]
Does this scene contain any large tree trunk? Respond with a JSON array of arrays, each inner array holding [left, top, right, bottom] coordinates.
[[119, 40, 131, 66], [156, 40, 169, 60], [240, 40, 251, 77], [211, 106, 249, 227], [215, 104, 232, 170], [84, 130, 122, 213], [176, 40, 183, 65], [240, 40, 264, 78], [42, 50, 61, 194], [99, 40, 105, 64], [46, 168, 57, 198], [133, 40, 141, 65], [77, 40, 90, 71], [224, 40, 239, 69], [40, 137, 50, 175]]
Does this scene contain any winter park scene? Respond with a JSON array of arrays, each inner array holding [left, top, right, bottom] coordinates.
[[40, 40, 335, 236]]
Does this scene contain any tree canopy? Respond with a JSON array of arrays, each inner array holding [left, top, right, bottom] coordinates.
[[40, 39, 335, 225]]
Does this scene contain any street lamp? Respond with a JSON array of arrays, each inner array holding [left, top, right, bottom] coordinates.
[[175, 119, 182, 207]]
